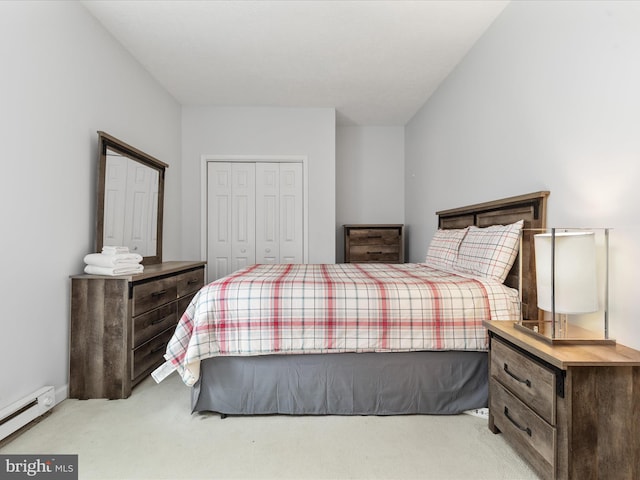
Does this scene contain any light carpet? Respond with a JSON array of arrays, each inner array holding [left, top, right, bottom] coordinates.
[[1, 374, 539, 479]]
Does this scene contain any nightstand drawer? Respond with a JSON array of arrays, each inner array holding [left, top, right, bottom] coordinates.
[[491, 337, 556, 424], [349, 245, 400, 262], [349, 228, 400, 246], [490, 379, 556, 478], [132, 277, 177, 316]]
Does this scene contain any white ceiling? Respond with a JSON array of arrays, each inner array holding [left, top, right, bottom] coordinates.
[[82, 0, 509, 126]]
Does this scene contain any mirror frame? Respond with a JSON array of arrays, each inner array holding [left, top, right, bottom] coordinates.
[[95, 131, 168, 265]]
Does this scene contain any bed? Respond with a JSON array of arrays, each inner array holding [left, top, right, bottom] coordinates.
[[156, 191, 549, 416]]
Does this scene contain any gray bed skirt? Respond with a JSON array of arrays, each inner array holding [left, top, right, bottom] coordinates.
[[192, 350, 488, 416]]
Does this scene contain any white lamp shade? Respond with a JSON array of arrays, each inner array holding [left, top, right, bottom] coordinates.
[[534, 231, 598, 314]]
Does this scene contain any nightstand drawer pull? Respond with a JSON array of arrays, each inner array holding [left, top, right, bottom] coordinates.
[[152, 289, 168, 297], [504, 363, 531, 387], [504, 406, 532, 436], [367, 251, 383, 255]]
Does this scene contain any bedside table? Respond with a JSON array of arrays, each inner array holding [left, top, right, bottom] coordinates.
[[343, 224, 404, 263], [484, 320, 640, 479]]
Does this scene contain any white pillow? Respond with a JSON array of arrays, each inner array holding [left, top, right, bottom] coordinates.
[[425, 227, 468, 271], [454, 220, 524, 282]]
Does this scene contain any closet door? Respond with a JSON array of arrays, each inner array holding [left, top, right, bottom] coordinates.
[[230, 163, 256, 271], [207, 161, 302, 282], [207, 163, 232, 281], [207, 162, 256, 282], [255, 163, 303, 264], [256, 163, 279, 263], [278, 163, 303, 263]]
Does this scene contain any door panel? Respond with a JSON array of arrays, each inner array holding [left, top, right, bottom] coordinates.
[[279, 163, 303, 263], [231, 163, 256, 273], [256, 163, 279, 264], [207, 163, 232, 282]]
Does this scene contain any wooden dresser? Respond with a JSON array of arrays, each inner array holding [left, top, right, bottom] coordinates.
[[70, 261, 206, 399], [484, 320, 640, 480], [344, 224, 404, 263]]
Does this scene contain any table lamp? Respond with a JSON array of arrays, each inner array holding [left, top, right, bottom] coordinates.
[[529, 228, 612, 343]]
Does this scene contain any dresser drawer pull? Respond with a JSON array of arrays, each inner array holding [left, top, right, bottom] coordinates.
[[367, 251, 383, 255], [504, 406, 532, 436], [151, 343, 167, 354], [151, 317, 166, 325], [151, 290, 168, 297], [187, 279, 199, 285], [504, 363, 531, 387]]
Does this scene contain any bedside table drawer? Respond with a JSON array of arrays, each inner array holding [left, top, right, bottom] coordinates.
[[349, 245, 400, 262], [491, 337, 556, 424], [490, 379, 556, 478], [349, 228, 400, 245]]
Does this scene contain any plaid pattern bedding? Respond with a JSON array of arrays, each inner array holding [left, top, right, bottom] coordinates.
[[164, 263, 520, 386]]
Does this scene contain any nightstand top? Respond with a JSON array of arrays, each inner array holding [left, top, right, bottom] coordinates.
[[343, 224, 404, 228], [484, 320, 640, 369]]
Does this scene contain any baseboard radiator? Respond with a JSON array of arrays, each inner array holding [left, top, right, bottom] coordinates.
[[0, 387, 55, 441]]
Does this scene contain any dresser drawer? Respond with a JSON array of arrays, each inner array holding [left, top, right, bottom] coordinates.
[[132, 302, 178, 349], [349, 228, 400, 246], [176, 268, 205, 297], [132, 277, 177, 316], [490, 379, 556, 478], [132, 328, 175, 383], [177, 293, 196, 318], [491, 337, 556, 424]]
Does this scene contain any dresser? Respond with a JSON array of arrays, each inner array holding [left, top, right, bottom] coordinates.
[[344, 224, 404, 263], [70, 261, 206, 399], [484, 320, 640, 480]]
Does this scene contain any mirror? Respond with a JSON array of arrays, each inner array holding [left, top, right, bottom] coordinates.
[[95, 131, 167, 265]]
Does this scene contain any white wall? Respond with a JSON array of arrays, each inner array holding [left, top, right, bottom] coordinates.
[[0, 1, 182, 409], [405, 0, 640, 349], [336, 126, 405, 262], [181, 107, 336, 264]]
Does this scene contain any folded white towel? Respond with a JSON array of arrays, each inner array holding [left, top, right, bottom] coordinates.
[[84, 253, 143, 267], [84, 264, 144, 276], [102, 246, 130, 255]]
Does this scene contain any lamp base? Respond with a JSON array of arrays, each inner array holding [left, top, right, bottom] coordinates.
[[514, 320, 616, 345]]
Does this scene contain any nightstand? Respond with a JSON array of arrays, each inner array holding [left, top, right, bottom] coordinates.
[[343, 224, 404, 263], [484, 320, 640, 479]]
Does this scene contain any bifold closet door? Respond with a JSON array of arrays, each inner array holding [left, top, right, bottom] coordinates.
[[207, 162, 256, 282], [207, 161, 303, 283], [255, 163, 303, 264]]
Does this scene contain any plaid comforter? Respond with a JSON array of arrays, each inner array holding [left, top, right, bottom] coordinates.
[[164, 263, 520, 386]]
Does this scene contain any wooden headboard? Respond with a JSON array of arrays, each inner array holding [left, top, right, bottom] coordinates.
[[436, 191, 549, 320]]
